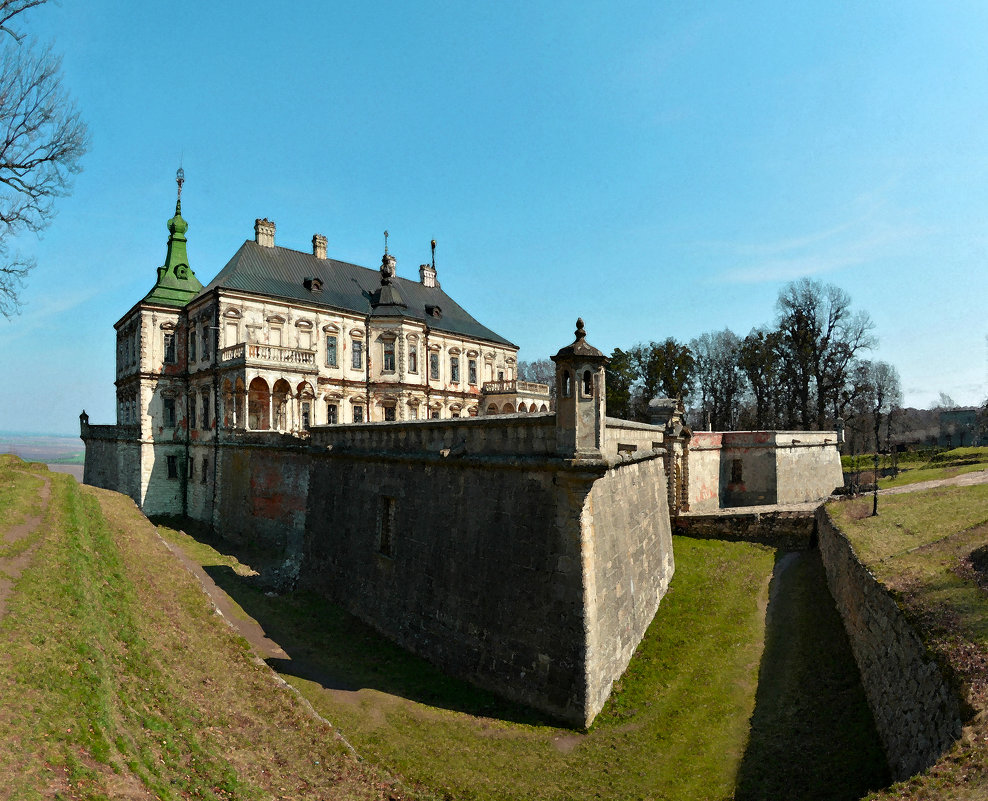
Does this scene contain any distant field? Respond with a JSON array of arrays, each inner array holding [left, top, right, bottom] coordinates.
[[842, 446, 988, 488], [0, 433, 84, 464]]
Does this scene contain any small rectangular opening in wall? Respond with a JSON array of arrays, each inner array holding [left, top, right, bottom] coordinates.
[[166, 454, 178, 479], [731, 458, 743, 484], [652, 441, 662, 450], [377, 496, 396, 557], [617, 443, 638, 455]]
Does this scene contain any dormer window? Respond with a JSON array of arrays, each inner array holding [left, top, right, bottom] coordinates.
[[304, 277, 323, 292], [425, 304, 442, 319]]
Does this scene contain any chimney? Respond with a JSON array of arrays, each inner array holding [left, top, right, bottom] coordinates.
[[312, 234, 327, 259], [254, 218, 275, 248], [419, 263, 438, 288]]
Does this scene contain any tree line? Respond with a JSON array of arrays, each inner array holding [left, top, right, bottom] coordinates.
[[520, 277, 902, 450]]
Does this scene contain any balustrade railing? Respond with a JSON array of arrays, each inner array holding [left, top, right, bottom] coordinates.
[[482, 379, 551, 396], [220, 342, 317, 370]]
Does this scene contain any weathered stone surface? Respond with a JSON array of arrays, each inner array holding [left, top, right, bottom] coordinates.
[[816, 506, 963, 780], [675, 509, 817, 550]]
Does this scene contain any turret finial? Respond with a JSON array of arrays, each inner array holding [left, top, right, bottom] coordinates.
[[575, 318, 586, 340], [384, 229, 389, 255], [431, 239, 436, 269], [175, 167, 185, 215]]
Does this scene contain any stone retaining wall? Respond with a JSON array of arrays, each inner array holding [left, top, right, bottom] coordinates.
[[674, 509, 817, 550], [815, 505, 963, 780]]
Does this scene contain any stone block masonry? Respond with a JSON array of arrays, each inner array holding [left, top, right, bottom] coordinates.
[[299, 442, 674, 727], [816, 506, 962, 780]]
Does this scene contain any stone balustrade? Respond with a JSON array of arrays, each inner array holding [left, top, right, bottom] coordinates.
[[481, 379, 551, 396], [220, 342, 317, 372]]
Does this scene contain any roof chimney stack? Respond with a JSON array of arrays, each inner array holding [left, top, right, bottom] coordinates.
[[419, 238, 439, 287], [254, 218, 275, 248], [312, 233, 327, 259]]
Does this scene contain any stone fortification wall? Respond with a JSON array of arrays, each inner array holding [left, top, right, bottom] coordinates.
[[584, 456, 675, 717], [299, 442, 673, 727], [302, 450, 595, 724], [82, 424, 122, 490], [602, 417, 665, 459], [689, 431, 841, 511], [82, 424, 142, 504], [210, 434, 311, 553], [775, 434, 843, 504], [816, 506, 962, 780], [675, 509, 817, 550], [309, 413, 557, 457]]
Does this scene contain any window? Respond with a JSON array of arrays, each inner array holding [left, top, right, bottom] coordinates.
[[189, 330, 197, 362], [377, 496, 396, 557], [468, 359, 477, 385], [562, 371, 572, 398], [384, 406, 396, 421], [189, 395, 197, 429], [429, 352, 440, 380], [201, 391, 210, 429], [166, 455, 178, 479], [270, 326, 283, 347], [583, 370, 593, 397], [302, 401, 311, 428], [327, 403, 338, 424], [188, 457, 194, 480], [326, 335, 338, 367], [163, 333, 176, 364], [383, 341, 395, 372], [498, 369, 504, 381], [202, 457, 208, 484], [408, 345, 418, 373], [225, 321, 238, 348], [430, 409, 440, 419], [352, 340, 363, 369], [409, 405, 418, 419], [352, 405, 364, 423], [202, 328, 210, 359], [163, 397, 176, 427], [450, 356, 460, 383], [731, 458, 743, 485]]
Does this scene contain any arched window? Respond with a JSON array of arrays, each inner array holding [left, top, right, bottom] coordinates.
[[582, 369, 593, 397], [562, 370, 572, 398]]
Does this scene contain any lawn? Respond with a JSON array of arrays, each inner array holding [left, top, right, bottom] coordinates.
[[160, 522, 889, 801], [841, 447, 988, 489], [0, 457, 416, 800]]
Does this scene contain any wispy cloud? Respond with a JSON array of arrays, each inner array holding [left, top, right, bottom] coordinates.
[[0, 286, 104, 344], [705, 212, 929, 285]]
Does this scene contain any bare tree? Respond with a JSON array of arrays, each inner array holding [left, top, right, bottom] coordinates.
[[0, 0, 88, 318]]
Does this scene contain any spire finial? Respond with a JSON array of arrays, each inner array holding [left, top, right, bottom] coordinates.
[[384, 229, 389, 255], [175, 166, 185, 216], [431, 239, 436, 270], [575, 318, 586, 340]]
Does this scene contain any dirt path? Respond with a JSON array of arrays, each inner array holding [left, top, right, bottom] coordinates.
[[878, 468, 988, 496], [0, 471, 51, 621]]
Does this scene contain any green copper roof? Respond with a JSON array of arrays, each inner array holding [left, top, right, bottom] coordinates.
[[143, 182, 203, 308], [198, 241, 516, 348]]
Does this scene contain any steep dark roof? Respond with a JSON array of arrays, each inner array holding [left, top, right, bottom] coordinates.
[[197, 241, 515, 347]]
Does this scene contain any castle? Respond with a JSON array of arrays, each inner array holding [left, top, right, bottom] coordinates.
[[82, 176, 843, 726]]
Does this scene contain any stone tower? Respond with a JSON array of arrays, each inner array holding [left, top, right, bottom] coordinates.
[[551, 318, 609, 458]]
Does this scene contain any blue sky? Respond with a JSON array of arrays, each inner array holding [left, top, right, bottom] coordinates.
[[1, 1, 986, 434]]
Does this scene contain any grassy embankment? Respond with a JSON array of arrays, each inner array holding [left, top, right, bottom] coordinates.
[[841, 446, 988, 489], [830, 483, 988, 800], [0, 454, 416, 801], [161, 522, 888, 801], [0, 451, 890, 800]]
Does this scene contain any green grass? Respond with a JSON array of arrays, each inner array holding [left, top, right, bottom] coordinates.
[[841, 447, 988, 489], [829, 487, 988, 800], [159, 526, 786, 801], [0, 458, 417, 800]]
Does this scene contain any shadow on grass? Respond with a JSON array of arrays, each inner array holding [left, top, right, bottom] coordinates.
[[200, 561, 557, 727], [734, 549, 891, 801]]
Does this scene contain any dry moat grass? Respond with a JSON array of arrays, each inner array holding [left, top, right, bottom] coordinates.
[[830, 484, 988, 800]]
